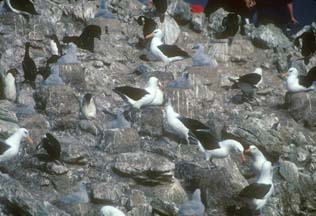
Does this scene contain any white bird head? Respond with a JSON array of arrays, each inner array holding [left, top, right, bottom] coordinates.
[[145, 29, 163, 39], [286, 67, 299, 77], [192, 43, 204, 52], [192, 189, 201, 201], [17, 128, 33, 144], [254, 67, 263, 75], [147, 76, 159, 87], [219, 139, 245, 161]]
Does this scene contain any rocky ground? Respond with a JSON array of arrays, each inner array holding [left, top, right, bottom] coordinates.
[[1, 0, 316, 215]]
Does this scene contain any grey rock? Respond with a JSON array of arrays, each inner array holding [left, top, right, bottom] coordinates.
[[279, 160, 299, 184], [168, 0, 192, 24], [151, 198, 178, 216], [208, 8, 229, 34], [97, 128, 140, 153], [127, 205, 152, 216], [135, 107, 164, 137], [127, 190, 147, 209], [112, 152, 175, 185], [178, 189, 205, 216], [0, 173, 69, 216], [191, 13, 205, 33], [285, 92, 316, 128], [92, 181, 129, 204], [250, 24, 291, 49]]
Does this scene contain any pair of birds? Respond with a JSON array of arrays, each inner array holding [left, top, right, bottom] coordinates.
[[230, 145, 276, 215]]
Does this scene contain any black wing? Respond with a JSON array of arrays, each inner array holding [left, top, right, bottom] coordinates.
[[0, 74, 4, 99], [239, 73, 261, 86], [301, 31, 316, 57], [143, 19, 158, 37], [0, 140, 10, 155], [298, 67, 316, 88], [113, 86, 149, 101], [158, 45, 190, 58], [239, 183, 272, 199], [62, 36, 81, 47], [177, 117, 209, 131], [192, 129, 220, 150]]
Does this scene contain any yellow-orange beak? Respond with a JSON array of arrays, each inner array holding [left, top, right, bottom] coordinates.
[[244, 148, 251, 154], [280, 72, 288, 78], [145, 32, 154, 39], [241, 153, 246, 162], [26, 136, 34, 144], [159, 82, 164, 91]]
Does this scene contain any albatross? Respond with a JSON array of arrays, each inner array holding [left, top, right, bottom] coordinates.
[[282, 66, 316, 93], [0, 128, 33, 163], [113, 77, 163, 109], [146, 29, 190, 72]]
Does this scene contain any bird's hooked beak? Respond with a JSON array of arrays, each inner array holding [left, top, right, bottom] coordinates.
[[241, 153, 246, 162], [26, 136, 34, 144], [159, 82, 164, 91], [145, 32, 154, 39], [244, 148, 251, 155], [280, 72, 289, 78]]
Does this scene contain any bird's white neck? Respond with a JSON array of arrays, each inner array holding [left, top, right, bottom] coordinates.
[[219, 139, 240, 152], [257, 166, 273, 184], [151, 36, 163, 48]]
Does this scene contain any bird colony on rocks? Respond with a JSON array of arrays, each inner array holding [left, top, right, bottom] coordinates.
[[0, 0, 316, 215]]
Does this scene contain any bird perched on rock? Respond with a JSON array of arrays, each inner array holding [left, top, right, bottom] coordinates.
[[81, 93, 97, 119], [0, 68, 18, 102], [294, 28, 316, 65], [94, 0, 114, 19], [282, 66, 316, 93], [63, 25, 102, 52], [178, 189, 205, 216], [244, 145, 280, 179], [146, 29, 190, 72], [239, 161, 274, 215], [3, 0, 39, 18], [0, 128, 33, 163], [100, 206, 126, 216], [167, 70, 192, 89], [113, 77, 163, 109], [192, 43, 217, 68], [192, 129, 245, 168], [36, 133, 62, 163], [162, 100, 209, 145], [22, 42, 38, 88], [230, 67, 263, 101]]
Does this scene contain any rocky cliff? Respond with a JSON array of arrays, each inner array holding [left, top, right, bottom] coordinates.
[[0, 0, 316, 215]]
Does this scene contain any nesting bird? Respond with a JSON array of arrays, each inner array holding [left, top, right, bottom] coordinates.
[[113, 77, 163, 109], [22, 42, 38, 88], [0, 68, 18, 101], [58, 43, 80, 65], [146, 29, 190, 72], [239, 161, 274, 215], [100, 206, 126, 216], [283, 66, 316, 93], [178, 189, 205, 216], [36, 133, 62, 163], [167, 70, 192, 89], [230, 67, 263, 101], [192, 43, 217, 68], [0, 128, 33, 163], [63, 25, 102, 52], [94, 0, 114, 19], [162, 100, 209, 145], [4, 0, 39, 18], [81, 93, 97, 119]]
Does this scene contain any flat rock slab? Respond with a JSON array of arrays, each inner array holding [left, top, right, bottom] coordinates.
[[112, 152, 175, 185]]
